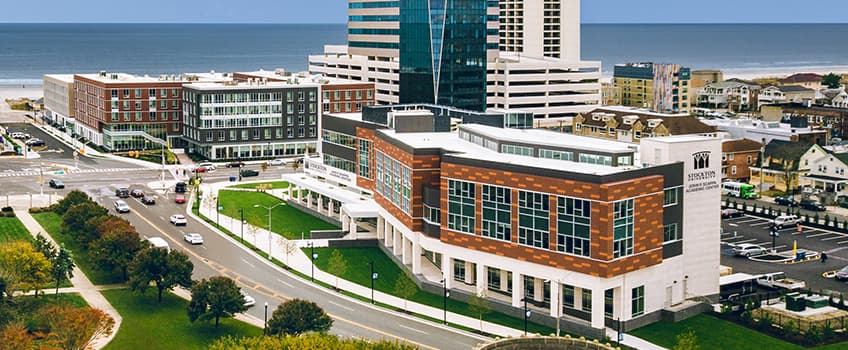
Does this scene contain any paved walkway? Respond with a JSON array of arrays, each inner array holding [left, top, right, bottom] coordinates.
[[15, 206, 122, 349]]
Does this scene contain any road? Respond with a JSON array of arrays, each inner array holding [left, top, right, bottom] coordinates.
[[725, 194, 847, 225], [0, 150, 489, 349]]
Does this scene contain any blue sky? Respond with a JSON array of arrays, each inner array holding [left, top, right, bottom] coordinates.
[[3, 0, 846, 23]]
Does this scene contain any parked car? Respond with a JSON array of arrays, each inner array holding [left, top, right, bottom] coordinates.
[[130, 189, 145, 198], [114, 200, 130, 213], [183, 233, 204, 245], [240, 289, 255, 307], [48, 179, 64, 189], [266, 158, 288, 166], [799, 199, 826, 212], [835, 266, 848, 281], [175, 182, 187, 193], [774, 196, 798, 207], [240, 169, 259, 177], [191, 166, 207, 173], [115, 188, 130, 198], [721, 208, 742, 218], [174, 194, 186, 204], [197, 162, 216, 171], [732, 243, 767, 257], [773, 215, 800, 229], [226, 161, 245, 168], [756, 272, 806, 290], [169, 214, 187, 226], [9, 132, 30, 139], [25, 139, 45, 147], [141, 196, 156, 205]]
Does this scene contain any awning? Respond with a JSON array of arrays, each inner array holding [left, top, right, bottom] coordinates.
[[281, 173, 380, 218]]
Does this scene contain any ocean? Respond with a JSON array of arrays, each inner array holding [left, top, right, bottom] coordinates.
[[2, 23, 848, 86]]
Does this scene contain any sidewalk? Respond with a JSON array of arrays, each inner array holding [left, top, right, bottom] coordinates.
[[15, 206, 122, 349]]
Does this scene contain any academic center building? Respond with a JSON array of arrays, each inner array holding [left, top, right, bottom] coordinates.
[[282, 105, 721, 336]]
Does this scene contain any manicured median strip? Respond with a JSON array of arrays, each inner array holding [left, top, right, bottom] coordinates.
[[0, 215, 32, 242], [229, 181, 291, 189], [216, 190, 339, 240], [102, 288, 261, 350]]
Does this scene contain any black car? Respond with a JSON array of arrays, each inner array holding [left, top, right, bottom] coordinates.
[[175, 182, 187, 193], [226, 161, 245, 168], [141, 196, 156, 205], [799, 199, 826, 211], [115, 188, 130, 198], [25, 139, 45, 147], [774, 196, 798, 207], [48, 179, 65, 189], [130, 189, 145, 198], [240, 170, 259, 177]]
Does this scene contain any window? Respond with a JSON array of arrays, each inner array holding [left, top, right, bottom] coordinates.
[[453, 260, 466, 283], [634, 131, 641, 139], [605, 289, 614, 317], [111, 89, 118, 98], [447, 180, 476, 234], [149, 112, 156, 121], [663, 223, 680, 242], [149, 88, 156, 97], [663, 188, 678, 207], [539, 149, 573, 161], [581, 289, 592, 312], [482, 185, 511, 241], [618, 156, 632, 166], [423, 204, 441, 225], [487, 267, 501, 290], [613, 199, 634, 258], [579, 154, 613, 166], [729, 154, 734, 160], [134, 112, 142, 121], [501, 144, 533, 156], [123, 89, 129, 98], [563, 285, 575, 308], [358, 139, 372, 179], [323, 130, 357, 148], [518, 191, 550, 249], [375, 151, 411, 214], [557, 197, 591, 257], [632, 286, 644, 317], [747, 155, 753, 165]]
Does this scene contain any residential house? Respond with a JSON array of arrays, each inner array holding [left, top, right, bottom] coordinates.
[[757, 85, 815, 110], [779, 73, 824, 90], [760, 103, 848, 139], [751, 140, 812, 193], [702, 118, 827, 146], [818, 87, 848, 109], [721, 139, 762, 182], [696, 81, 760, 112], [572, 106, 716, 143], [798, 143, 848, 204]]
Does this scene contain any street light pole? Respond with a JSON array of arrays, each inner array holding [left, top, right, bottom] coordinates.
[[308, 242, 318, 282], [522, 297, 530, 336], [39, 161, 43, 196], [369, 261, 375, 304], [263, 302, 268, 335], [441, 278, 450, 325], [239, 208, 245, 243], [255, 203, 282, 260]]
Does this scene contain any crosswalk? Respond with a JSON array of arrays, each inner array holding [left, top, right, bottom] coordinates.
[[0, 167, 152, 178]]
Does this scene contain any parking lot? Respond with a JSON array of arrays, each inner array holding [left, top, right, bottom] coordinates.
[[721, 214, 848, 292]]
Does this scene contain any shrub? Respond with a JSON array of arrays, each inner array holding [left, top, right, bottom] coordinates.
[[0, 207, 12, 212], [781, 320, 799, 338], [804, 324, 822, 344]]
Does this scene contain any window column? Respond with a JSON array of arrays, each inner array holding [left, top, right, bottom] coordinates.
[[411, 239, 422, 274], [512, 271, 524, 308], [475, 262, 486, 295], [441, 254, 453, 289], [376, 217, 385, 240], [550, 281, 560, 318], [385, 224, 394, 248], [393, 227, 402, 256], [591, 288, 605, 329], [402, 236, 411, 265]]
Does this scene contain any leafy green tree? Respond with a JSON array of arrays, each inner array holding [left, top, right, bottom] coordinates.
[[393, 276, 418, 312], [62, 202, 107, 238], [50, 247, 75, 295], [468, 292, 491, 333], [186, 276, 247, 328], [327, 250, 348, 289], [210, 333, 417, 350], [128, 247, 193, 303], [53, 190, 92, 215], [0, 241, 52, 298], [90, 229, 140, 281], [33, 233, 56, 260], [823, 73, 842, 89], [267, 299, 333, 336], [672, 329, 700, 350]]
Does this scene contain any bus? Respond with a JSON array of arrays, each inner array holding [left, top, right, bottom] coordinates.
[[719, 273, 759, 301], [722, 181, 758, 199]]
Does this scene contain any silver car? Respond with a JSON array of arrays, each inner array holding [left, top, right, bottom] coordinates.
[[732, 243, 767, 257]]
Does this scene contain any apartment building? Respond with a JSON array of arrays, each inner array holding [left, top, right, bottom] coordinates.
[[613, 63, 691, 113], [233, 70, 376, 114], [283, 104, 720, 337], [757, 85, 816, 109], [181, 80, 320, 160], [761, 103, 848, 139], [696, 81, 761, 112], [42, 74, 75, 127], [572, 106, 716, 143]]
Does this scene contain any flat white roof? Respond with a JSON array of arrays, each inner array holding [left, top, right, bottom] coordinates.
[[327, 112, 365, 122], [720, 273, 759, 285], [184, 81, 318, 90], [460, 124, 635, 154], [76, 71, 230, 84], [238, 70, 367, 86], [641, 135, 719, 144], [703, 118, 825, 135], [43, 74, 75, 83]]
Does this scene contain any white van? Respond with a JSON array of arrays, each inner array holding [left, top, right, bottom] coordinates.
[[147, 237, 171, 253]]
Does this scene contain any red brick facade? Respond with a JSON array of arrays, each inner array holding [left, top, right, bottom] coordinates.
[[73, 75, 185, 134]]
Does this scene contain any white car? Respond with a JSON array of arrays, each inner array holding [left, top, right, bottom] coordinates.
[[183, 233, 203, 245], [197, 162, 216, 171], [773, 215, 799, 229], [266, 158, 288, 166], [240, 289, 255, 307], [114, 200, 130, 213], [732, 243, 768, 257], [169, 214, 187, 226]]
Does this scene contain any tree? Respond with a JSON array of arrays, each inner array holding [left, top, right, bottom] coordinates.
[[90, 229, 140, 281], [42, 305, 114, 350], [50, 247, 75, 295], [33, 233, 57, 260], [209, 333, 417, 350], [326, 250, 348, 289], [0, 323, 33, 350], [267, 299, 333, 336], [128, 247, 194, 303], [53, 190, 92, 215], [62, 202, 107, 238], [823, 73, 842, 89], [95, 216, 134, 238], [282, 239, 298, 267], [186, 276, 247, 328], [393, 276, 417, 312], [0, 241, 52, 298], [672, 329, 700, 350], [468, 291, 491, 333]]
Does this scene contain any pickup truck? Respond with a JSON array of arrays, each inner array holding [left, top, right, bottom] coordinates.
[[756, 272, 806, 290]]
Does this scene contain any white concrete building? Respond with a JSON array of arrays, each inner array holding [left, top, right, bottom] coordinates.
[[42, 74, 76, 127]]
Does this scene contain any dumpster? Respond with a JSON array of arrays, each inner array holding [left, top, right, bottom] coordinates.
[[786, 292, 807, 312]]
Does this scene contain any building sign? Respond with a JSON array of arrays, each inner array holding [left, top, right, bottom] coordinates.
[[686, 151, 719, 193], [305, 158, 356, 187]]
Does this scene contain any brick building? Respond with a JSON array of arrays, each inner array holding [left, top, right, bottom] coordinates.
[[721, 139, 762, 182], [281, 104, 721, 337], [233, 70, 375, 114]]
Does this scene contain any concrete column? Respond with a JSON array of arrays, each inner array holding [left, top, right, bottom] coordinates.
[[533, 278, 544, 302], [499, 269, 509, 292], [512, 271, 523, 308], [385, 223, 393, 247], [341, 213, 349, 231], [376, 217, 384, 240], [316, 194, 323, 212], [550, 281, 561, 318], [307, 192, 313, 208], [349, 216, 357, 236], [574, 287, 583, 311], [291, 185, 298, 200], [613, 287, 623, 320], [464, 261, 474, 285], [328, 199, 334, 216], [475, 262, 486, 295], [393, 228, 402, 256], [411, 240, 422, 274], [441, 254, 453, 289], [401, 236, 411, 265], [591, 288, 605, 329]]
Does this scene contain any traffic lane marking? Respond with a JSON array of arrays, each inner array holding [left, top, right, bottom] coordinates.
[[807, 232, 834, 238], [328, 300, 355, 312], [822, 236, 845, 241], [399, 324, 430, 335]]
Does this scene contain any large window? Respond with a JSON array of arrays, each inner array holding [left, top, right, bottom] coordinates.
[[613, 199, 635, 258], [482, 185, 511, 241], [358, 139, 372, 179], [632, 286, 645, 317], [563, 285, 575, 308], [423, 204, 440, 225], [663, 188, 678, 207], [501, 144, 534, 156], [375, 151, 411, 214], [323, 154, 356, 173], [581, 289, 592, 312], [518, 191, 550, 249], [447, 180, 476, 234], [323, 130, 357, 148], [579, 154, 613, 166], [539, 149, 573, 161], [663, 223, 680, 242], [557, 197, 591, 257]]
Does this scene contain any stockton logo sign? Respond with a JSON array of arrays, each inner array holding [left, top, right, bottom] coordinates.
[[686, 151, 719, 193]]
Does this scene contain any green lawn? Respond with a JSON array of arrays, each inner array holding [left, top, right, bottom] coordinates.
[[631, 313, 848, 350], [32, 212, 124, 285], [217, 190, 338, 240], [0, 215, 31, 242], [102, 288, 261, 350], [230, 181, 290, 189], [307, 247, 556, 336]]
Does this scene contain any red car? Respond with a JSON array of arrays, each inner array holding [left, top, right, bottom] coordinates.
[[174, 194, 186, 204], [192, 166, 207, 173]]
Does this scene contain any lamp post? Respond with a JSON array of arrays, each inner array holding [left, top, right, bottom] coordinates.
[[521, 297, 530, 336], [254, 203, 283, 260], [263, 302, 268, 335], [545, 279, 564, 337], [441, 278, 450, 325], [239, 208, 245, 243], [369, 261, 378, 304], [39, 161, 43, 196], [308, 242, 318, 281]]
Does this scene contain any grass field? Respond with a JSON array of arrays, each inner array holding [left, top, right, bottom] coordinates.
[[0, 215, 31, 242], [102, 289, 261, 350], [307, 246, 556, 336], [230, 181, 290, 189], [32, 212, 124, 285], [217, 190, 338, 240], [631, 313, 848, 350]]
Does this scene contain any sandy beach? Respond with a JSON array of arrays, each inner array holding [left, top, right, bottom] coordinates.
[[0, 86, 43, 101]]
